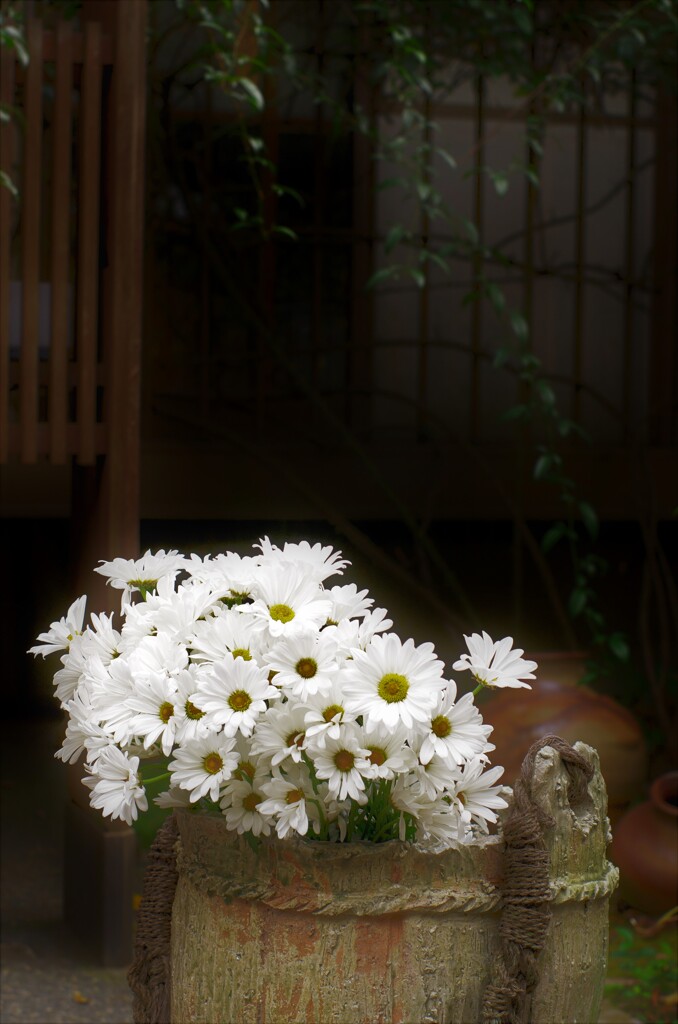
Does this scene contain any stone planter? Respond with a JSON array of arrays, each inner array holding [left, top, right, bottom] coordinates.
[[166, 742, 618, 1024]]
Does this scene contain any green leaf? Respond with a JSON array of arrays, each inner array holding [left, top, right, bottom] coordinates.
[[436, 147, 457, 171], [510, 311, 529, 343], [542, 522, 567, 552], [579, 500, 599, 540], [533, 453, 553, 480], [384, 223, 407, 253], [272, 225, 298, 241], [486, 282, 505, 313], [493, 172, 509, 196], [239, 78, 264, 112], [366, 265, 399, 289], [0, 169, 17, 196], [569, 588, 588, 618], [608, 633, 630, 662], [502, 403, 528, 421], [409, 267, 426, 289]]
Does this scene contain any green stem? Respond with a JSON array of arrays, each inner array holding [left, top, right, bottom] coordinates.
[[141, 771, 171, 786], [472, 681, 486, 697]]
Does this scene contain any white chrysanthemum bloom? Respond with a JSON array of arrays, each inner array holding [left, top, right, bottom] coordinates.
[[258, 765, 322, 839], [452, 632, 537, 689], [342, 633, 445, 729], [413, 795, 468, 846], [255, 537, 349, 583], [88, 656, 137, 744], [193, 655, 278, 737], [312, 726, 373, 803], [358, 721, 418, 779], [324, 583, 373, 625], [172, 668, 211, 744], [52, 635, 89, 706], [127, 632, 189, 679], [81, 612, 121, 665], [125, 672, 181, 756], [56, 685, 111, 765], [451, 759, 508, 833], [94, 549, 187, 601], [169, 735, 239, 803], [249, 704, 309, 767], [303, 675, 358, 747], [417, 682, 494, 766], [185, 551, 259, 603], [28, 595, 87, 658], [188, 608, 266, 666], [412, 751, 459, 801], [220, 773, 272, 836], [244, 565, 332, 638], [154, 785, 192, 809], [263, 630, 339, 699], [327, 607, 394, 653], [83, 746, 148, 825]]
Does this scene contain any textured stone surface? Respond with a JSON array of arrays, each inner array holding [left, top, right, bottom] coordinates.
[[170, 741, 617, 1024]]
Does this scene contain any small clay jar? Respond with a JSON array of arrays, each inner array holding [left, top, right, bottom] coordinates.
[[479, 655, 648, 823], [609, 771, 678, 916]]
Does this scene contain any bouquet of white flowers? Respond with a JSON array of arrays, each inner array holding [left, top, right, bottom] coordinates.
[[30, 539, 537, 847]]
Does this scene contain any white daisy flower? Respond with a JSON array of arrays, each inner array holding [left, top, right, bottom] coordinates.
[[220, 774, 272, 836], [56, 685, 111, 765], [249, 704, 309, 767], [154, 785, 192, 809], [303, 676, 358, 747], [451, 759, 508, 833], [312, 726, 373, 803], [127, 632, 189, 679], [358, 721, 418, 779], [263, 630, 339, 699], [95, 549, 187, 601], [89, 656, 138, 745], [169, 735, 239, 803], [188, 608, 265, 665], [326, 607, 393, 652], [193, 655, 278, 737], [125, 672, 181, 756], [82, 612, 121, 665], [342, 633, 445, 729], [83, 746, 148, 825], [324, 583, 373, 625], [258, 765, 322, 839], [412, 751, 459, 801], [52, 635, 89, 706], [244, 564, 332, 638], [452, 632, 537, 689], [255, 537, 349, 583], [185, 551, 259, 603], [172, 668, 211, 744], [417, 682, 494, 766], [28, 595, 87, 658]]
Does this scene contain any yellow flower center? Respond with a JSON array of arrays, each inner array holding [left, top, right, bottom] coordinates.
[[285, 788, 304, 804], [231, 648, 252, 661], [269, 603, 295, 623], [228, 690, 252, 712], [322, 704, 343, 723], [285, 730, 305, 749], [431, 714, 451, 738], [334, 750, 355, 772], [368, 746, 387, 766], [235, 759, 256, 781], [185, 699, 205, 721], [377, 673, 409, 703], [203, 752, 224, 775], [295, 657, 317, 678], [242, 792, 262, 812], [158, 701, 174, 724]]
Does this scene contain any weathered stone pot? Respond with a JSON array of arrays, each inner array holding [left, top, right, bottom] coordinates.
[[168, 742, 618, 1024]]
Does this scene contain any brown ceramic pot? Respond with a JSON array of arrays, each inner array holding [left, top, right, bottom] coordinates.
[[480, 653, 648, 822], [609, 771, 678, 916]]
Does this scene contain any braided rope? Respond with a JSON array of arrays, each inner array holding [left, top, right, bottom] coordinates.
[[127, 814, 178, 1024], [480, 735, 595, 1024]]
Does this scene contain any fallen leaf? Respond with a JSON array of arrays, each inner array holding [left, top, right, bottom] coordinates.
[[72, 990, 90, 1004]]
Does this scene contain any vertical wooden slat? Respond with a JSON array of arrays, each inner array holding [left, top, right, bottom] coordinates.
[[469, 72, 484, 441], [312, 1, 325, 419], [417, 91, 431, 441], [76, 20, 102, 465], [573, 99, 587, 425], [0, 49, 15, 461], [49, 19, 73, 464], [622, 73, 636, 444], [349, 19, 374, 437], [20, 18, 43, 463]]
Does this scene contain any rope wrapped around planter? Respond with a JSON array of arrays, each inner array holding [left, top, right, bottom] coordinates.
[[480, 734, 594, 1024], [127, 813, 179, 1024]]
